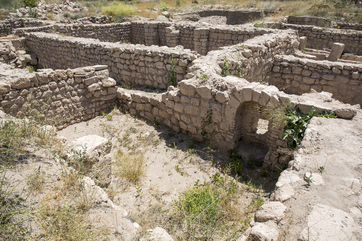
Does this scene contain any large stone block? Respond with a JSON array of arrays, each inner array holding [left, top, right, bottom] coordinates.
[[196, 86, 212, 99], [327, 43, 345, 61], [0, 81, 11, 94], [179, 81, 196, 97], [11, 77, 31, 90]]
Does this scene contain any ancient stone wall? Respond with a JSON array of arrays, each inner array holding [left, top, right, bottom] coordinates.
[[269, 55, 362, 105], [15, 21, 274, 56], [287, 15, 362, 31], [214, 30, 299, 83], [173, 23, 274, 55], [0, 18, 49, 36], [0, 65, 116, 129], [275, 23, 362, 55], [117, 81, 287, 158], [287, 16, 332, 27], [131, 22, 146, 45], [54, 23, 132, 43], [174, 9, 272, 25], [25, 32, 198, 89]]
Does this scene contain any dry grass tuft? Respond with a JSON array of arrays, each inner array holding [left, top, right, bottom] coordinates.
[[114, 150, 146, 186]]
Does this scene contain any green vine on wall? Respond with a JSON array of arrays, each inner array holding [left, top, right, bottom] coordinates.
[[168, 57, 177, 87], [221, 56, 230, 77]]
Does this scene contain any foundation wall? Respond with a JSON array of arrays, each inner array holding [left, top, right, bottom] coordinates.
[[16, 21, 274, 55], [216, 30, 299, 83], [0, 18, 49, 36], [269, 55, 362, 105], [0, 65, 116, 129], [117, 81, 287, 159], [276, 23, 362, 55], [287, 15, 362, 31], [174, 9, 272, 25], [25, 32, 198, 89], [54, 23, 132, 43]]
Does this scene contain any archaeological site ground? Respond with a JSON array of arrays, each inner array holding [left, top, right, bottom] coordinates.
[[0, 0, 362, 240]]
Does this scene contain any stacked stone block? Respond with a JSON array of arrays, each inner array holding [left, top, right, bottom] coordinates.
[[0, 18, 49, 36], [54, 23, 132, 43], [0, 65, 117, 129], [269, 55, 362, 105], [276, 23, 362, 55], [131, 22, 145, 45], [217, 30, 299, 83], [25, 32, 197, 89]]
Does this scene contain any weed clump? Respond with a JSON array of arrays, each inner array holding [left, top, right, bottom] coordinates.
[[114, 150, 145, 185], [221, 56, 230, 77], [282, 108, 336, 149], [168, 172, 262, 240], [168, 57, 177, 87], [101, 2, 136, 18]]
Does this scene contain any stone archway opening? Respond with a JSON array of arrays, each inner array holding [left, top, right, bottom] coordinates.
[[234, 101, 271, 165]]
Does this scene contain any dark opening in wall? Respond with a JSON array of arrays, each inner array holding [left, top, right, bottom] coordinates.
[[234, 101, 270, 148]]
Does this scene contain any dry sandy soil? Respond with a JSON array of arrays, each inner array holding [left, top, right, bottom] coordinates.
[[2, 108, 269, 240]]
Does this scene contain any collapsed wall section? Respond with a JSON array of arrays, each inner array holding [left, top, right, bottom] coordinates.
[[0, 64, 116, 129], [25, 32, 198, 89], [269, 55, 362, 105]]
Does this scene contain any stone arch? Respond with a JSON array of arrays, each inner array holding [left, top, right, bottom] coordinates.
[[234, 101, 272, 147], [229, 85, 282, 149]]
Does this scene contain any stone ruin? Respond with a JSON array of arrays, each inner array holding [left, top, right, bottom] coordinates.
[[0, 11, 361, 240]]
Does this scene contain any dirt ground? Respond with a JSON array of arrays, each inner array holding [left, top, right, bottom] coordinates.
[[2, 108, 270, 240]]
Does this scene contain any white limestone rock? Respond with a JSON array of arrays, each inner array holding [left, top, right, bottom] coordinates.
[[299, 204, 358, 241], [255, 201, 287, 222], [145, 227, 174, 241], [249, 220, 279, 241], [72, 135, 110, 161]]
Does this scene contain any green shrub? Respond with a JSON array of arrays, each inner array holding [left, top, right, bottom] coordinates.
[[168, 57, 177, 87], [221, 56, 230, 77], [22, 0, 37, 8], [282, 107, 336, 149], [169, 173, 252, 240], [28, 8, 37, 18], [101, 2, 136, 17]]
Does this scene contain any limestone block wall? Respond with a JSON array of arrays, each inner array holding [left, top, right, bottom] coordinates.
[[117, 81, 287, 158], [174, 23, 274, 55], [0, 18, 49, 36], [287, 16, 332, 27], [269, 55, 362, 105], [287, 15, 362, 31], [276, 23, 362, 55], [0, 65, 116, 129], [131, 22, 146, 45], [14, 25, 55, 36], [174, 9, 272, 25], [25, 32, 198, 89], [54, 23, 132, 43], [15, 21, 275, 56], [213, 30, 299, 83], [207, 27, 273, 52]]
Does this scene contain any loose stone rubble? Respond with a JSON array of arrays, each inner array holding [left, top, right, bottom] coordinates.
[[0, 8, 362, 240]]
